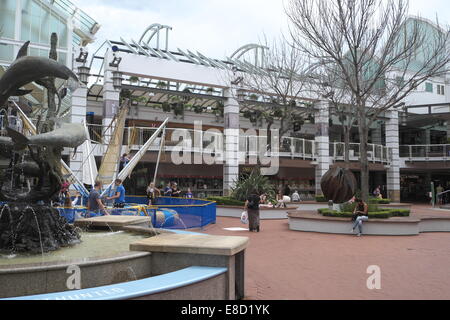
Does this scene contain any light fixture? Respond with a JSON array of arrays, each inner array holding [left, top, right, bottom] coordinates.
[[109, 55, 122, 68], [77, 65, 91, 84], [76, 50, 88, 63], [112, 70, 123, 90], [236, 90, 245, 101]]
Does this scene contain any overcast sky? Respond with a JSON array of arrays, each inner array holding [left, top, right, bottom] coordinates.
[[71, 0, 450, 59]]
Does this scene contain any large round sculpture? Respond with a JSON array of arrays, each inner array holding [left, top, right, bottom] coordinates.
[[320, 167, 357, 204]]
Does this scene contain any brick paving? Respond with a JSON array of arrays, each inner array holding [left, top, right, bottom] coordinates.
[[199, 204, 450, 300]]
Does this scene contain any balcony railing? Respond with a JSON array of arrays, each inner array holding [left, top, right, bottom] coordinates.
[[400, 144, 450, 160], [330, 142, 392, 164], [86, 124, 395, 164]]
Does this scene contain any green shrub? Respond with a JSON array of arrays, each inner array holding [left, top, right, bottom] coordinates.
[[369, 198, 391, 204], [315, 195, 328, 202], [317, 208, 410, 219], [206, 196, 245, 206], [230, 168, 275, 202]]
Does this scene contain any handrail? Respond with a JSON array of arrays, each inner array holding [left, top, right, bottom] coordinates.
[[437, 190, 450, 196]]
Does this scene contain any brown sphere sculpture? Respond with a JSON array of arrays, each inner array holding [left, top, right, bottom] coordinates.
[[320, 167, 357, 204]]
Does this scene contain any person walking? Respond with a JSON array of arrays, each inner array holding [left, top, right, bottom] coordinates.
[[106, 179, 126, 208], [351, 198, 369, 236], [87, 181, 109, 217], [244, 189, 261, 232]]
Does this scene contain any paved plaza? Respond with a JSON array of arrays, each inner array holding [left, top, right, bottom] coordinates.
[[200, 204, 450, 300]]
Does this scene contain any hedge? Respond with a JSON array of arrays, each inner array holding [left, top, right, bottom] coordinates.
[[315, 195, 328, 202], [315, 196, 391, 204], [206, 196, 245, 206], [368, 198, 391, 204], [317, 208, 410, 219]]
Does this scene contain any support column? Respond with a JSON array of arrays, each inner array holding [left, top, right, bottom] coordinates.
[[425, 128, 431, 145], [447, 123, 450, 143], [69, 49, 88, 182], [314, 101, 330, 196], [223, 88, 240, 196], [371, 125, 382, 145], [386, 110, 401, 202], [102, 51, 121, 145]]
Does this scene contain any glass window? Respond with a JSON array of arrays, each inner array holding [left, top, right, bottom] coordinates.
[[0, 0, 16, 39], [425, 82, 433, 93], [21, 0, 68, 49], [0, 43, 14, 61]]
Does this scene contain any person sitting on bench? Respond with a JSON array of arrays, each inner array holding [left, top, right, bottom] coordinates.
[[351, 198, 368, 236]]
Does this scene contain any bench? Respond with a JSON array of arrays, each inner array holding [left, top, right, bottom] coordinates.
[[4, 266, 227, 300]]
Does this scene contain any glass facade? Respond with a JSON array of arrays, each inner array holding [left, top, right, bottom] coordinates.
[[0, 0, 16, 39], [0, 43, 14, 61], [21, 0, 68, 48]]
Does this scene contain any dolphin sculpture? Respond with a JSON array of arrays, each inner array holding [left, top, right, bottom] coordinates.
[[5, 161, 41, 177], [5, 122, 88, 149], [0, 41, 79, 107]]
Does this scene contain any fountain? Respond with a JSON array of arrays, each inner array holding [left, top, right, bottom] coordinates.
[[0, 35, 246, 301], [0, 35, 83, 255]]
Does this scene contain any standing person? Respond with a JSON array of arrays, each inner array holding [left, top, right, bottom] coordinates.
[[373, 185, 382, 199], [351, 198, 369, 237], [171, 182, 181, 197], [244, 189, 261, 232], [106, 179, 126, 208], [185, 188, 193, 198], [292, 190, 300, 202], [163, 182, 172, 197], [87, 181, 109, 216], [146, 182, 160, 205], [283, 184, 291, 197], [436, 184, 444, 205], [59, 179, 70, 204], [119, 153, 131, 172]]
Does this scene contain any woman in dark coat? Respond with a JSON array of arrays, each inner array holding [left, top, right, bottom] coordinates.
[[244, 189, 261, 232]]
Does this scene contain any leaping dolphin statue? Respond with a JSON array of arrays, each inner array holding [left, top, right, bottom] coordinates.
[[0, 41, 79, 107], [5, 123, 88, 149]]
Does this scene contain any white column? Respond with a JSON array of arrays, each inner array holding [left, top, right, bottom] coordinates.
[[69, 52, 88, 182], [13, 0, 22, 58], [223, 88, 240, 196], [371, 125, 383, 145], [314, 100, 330, 196], [102, 51, 121, 145], [385, 110, 401, 202], [447, 123, 450, 142]]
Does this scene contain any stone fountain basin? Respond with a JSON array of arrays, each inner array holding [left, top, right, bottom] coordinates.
[[0, 216, 248, 300], [0, 217, 157, 298]]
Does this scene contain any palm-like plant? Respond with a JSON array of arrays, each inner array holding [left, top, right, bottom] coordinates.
[[231, 168, 275, 201]]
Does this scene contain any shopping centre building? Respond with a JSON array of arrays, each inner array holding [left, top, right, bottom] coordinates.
[[1, 0, 450, 203]]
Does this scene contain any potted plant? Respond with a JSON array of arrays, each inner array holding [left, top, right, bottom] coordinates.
[[129, 76, 139, 84]]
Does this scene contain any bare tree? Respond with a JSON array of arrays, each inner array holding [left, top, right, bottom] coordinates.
[[287, 0, 450, 201], [312, 65, 358, 163], [229, 38, 315, 147]]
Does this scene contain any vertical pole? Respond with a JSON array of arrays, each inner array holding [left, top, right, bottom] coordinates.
[[153, 128, 166, 185], [223, 88, 240, 196], [314, 101, 330, 196], [386, 110, 401, 203]]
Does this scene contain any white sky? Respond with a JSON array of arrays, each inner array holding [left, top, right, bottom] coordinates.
[[71, 0, 450, 59]]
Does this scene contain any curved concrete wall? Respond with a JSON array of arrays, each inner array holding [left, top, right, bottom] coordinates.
[[288, 213, 450, 236], [288, 216, 420, 236], [0, 252, 152, 299]]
